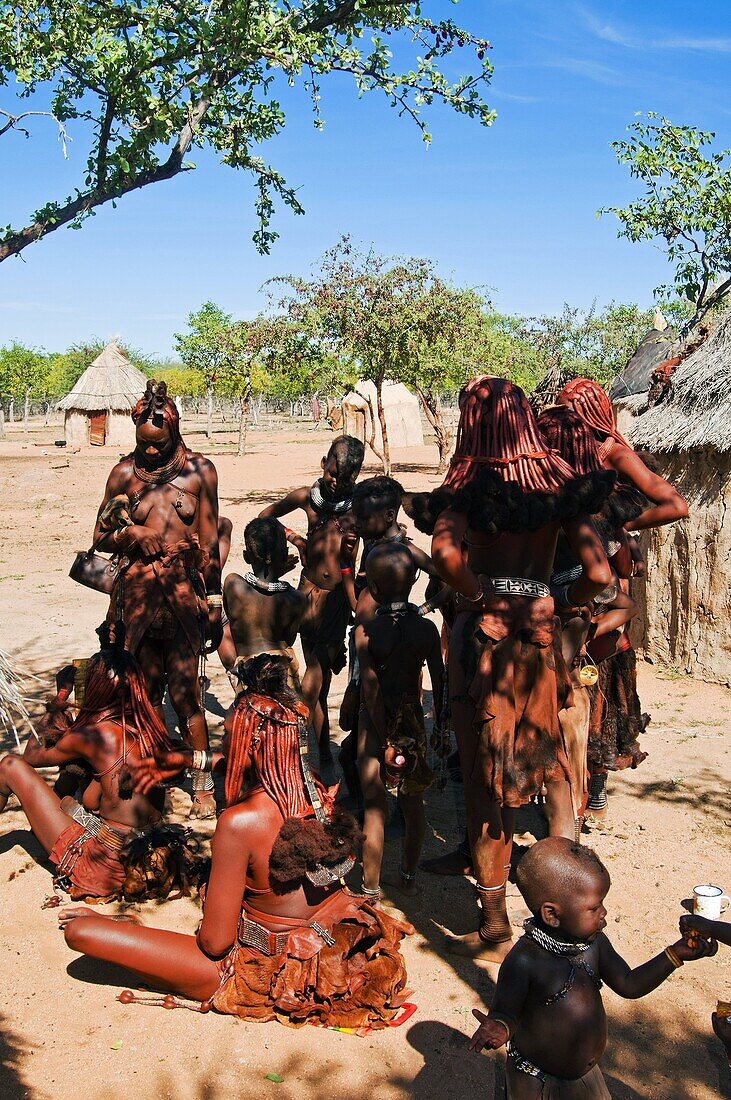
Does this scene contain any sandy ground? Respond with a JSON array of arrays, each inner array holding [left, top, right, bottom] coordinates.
[[0, 420, 729, 1100]]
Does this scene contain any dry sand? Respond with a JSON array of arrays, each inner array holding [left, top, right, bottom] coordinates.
[[0, 421, 729, 1100]]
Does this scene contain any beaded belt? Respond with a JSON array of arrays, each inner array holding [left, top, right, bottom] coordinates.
[[239, 915, 337, 957], [492, 577, 550, 599], [68, 801, 131, 854], [550, 565, 582, 587]]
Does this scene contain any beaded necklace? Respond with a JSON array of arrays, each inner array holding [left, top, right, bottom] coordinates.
[[132, 440, 187, 486], [243, 572, 291, 594], [309, 479, 353, 517], [523, 919, 603, 1003]]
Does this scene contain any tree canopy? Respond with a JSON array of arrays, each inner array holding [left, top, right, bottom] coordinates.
[[1, 1, 493, 262], [603, 114, 731, 331]]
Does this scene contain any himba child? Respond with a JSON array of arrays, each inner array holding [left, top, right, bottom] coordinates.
[[221, 518, 305, 693], [680, 912, 731, 1069], [468, 837, 717, 1098], [355, 543, 445, 898], [339, 476, 444, 777], [259, 436, 365, 765]]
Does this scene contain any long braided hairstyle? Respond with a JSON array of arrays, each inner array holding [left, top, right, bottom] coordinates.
[[558, 378, 632, 451], [406, 376, 615, 534], [223, 655, 325, 815], [536, 406, 604, 476], [69, 623, 174, 759]]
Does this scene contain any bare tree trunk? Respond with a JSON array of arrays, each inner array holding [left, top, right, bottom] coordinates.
[[23, 389, 30, 429], [0, 407, 5, 439], [44, 401, 51, 426], [417, 387, 453, 473], [237, 391, 251, 456], [206, 387, 213, 439], [8, 398, 14, 423], [375, 377, 390, 476]]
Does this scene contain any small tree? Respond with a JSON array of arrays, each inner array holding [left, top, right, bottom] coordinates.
[[397, 284, 486, 472], [0, 342, 49, 427], [216, 318, 272, 456], [275, 239, 452, 474], [175, 302, 232, 438], [603, 114, 731, 331]]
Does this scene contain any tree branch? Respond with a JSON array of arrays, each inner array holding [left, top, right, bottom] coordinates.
[[0, 90, 215, 262]]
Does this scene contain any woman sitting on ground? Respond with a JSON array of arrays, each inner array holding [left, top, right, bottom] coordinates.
[[0, 622, 173, 900], [58, 655, 413, 1029]]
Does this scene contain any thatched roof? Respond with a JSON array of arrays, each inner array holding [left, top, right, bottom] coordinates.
[[57, 342, 147, 412], [528, 365, 577, 415], [609, 326, 677, 402], [630, 311, 731, 453]]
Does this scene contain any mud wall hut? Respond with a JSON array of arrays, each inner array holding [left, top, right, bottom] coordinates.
[[627, 310, 731, 684], [58, 342, 147, 449], [341, 380, 423, 453]]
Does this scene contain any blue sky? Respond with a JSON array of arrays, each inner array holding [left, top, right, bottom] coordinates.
[[1, 0, 730, 358]]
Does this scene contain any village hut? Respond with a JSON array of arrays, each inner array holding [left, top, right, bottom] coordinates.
[[341, 380, 423, 453], [627, 308, 731, 684], [610, 312, 677, 436], [58, 342, 147, 448]]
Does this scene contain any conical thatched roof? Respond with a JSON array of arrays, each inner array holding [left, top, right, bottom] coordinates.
[[57, 342, 147, 412], [609, 326, 677, 402], [630, 310, 731, 453]]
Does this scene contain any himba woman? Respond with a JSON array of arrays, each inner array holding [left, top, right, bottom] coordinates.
[[408, 376, 614, 960], [557, 379, 688, 817], [58, 655, 414, 1028], [0, 622, 174, 900], [92, 379, 222, 817], [536, 405, 645, 833]]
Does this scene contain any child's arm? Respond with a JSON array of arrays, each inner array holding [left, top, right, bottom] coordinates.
[[681, 913, 731, 949], [410, 543, 440, 578], [340, 532, 359, 613], [425, 623, 445, 731], [598, 931, 718, 1000], [258, 488, 310, 564], [468, 946, 530, 1052], [355, 625, 386, 742]]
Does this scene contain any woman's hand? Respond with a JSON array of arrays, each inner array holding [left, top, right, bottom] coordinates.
[[129, 750, 192, 795], [125, 525, 166, 560]]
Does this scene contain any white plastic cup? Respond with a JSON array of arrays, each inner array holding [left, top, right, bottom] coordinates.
[[693, 884, 730, 920]]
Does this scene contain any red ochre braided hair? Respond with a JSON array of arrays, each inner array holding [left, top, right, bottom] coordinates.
[[405, 375, 615, 535], [223, 655, 330, 816], [558, 377, 632, 451], [70, 622, 174, 759], [537, 405, 644, 529], [536, 405, 604, 476]]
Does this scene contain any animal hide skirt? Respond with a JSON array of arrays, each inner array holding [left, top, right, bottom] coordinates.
[[212, 890, 413, 1029]]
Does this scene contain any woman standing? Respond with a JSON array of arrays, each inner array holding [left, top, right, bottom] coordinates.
[[410, 377, 613, 959]]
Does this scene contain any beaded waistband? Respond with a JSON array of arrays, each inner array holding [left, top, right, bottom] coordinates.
[[491, 577, 550, 599]]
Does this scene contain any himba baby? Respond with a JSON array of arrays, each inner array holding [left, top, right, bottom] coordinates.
[[355, 543, 445, 898], [469, 837, 717, 1098]]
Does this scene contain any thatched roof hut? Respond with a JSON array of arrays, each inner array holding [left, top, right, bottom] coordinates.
[[58, 342, 147, 448], [626, 309, 731, 683]]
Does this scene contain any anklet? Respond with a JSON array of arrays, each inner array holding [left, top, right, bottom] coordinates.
[[399, 867, 417, 883], [361, 885, 381, 897]]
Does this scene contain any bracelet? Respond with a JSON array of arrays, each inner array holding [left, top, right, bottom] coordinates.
[[192, 749, 213, 772], [465, 587, 484, 603], [340, 564, 352, 575], [553, 583, 577, 611], [206, 594, 223, 608], [113, 526, 131, 548], [489, 1012, 517, 1041], [284, 527, 296, 542], [664, 945, 684, 969]]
